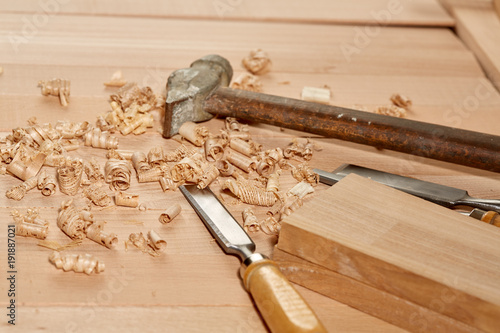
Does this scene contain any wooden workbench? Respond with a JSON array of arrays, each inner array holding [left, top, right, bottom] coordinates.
[[1, 1, 500, 332]]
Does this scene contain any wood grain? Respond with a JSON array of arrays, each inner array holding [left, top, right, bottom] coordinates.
[[0, 0, 454, 26], [454, 7, 500, 91], [273, 248, 480, 333], [277, 174, 500, 332]]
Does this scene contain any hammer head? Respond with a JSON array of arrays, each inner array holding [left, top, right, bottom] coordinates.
[[162, 54, 233, 138]]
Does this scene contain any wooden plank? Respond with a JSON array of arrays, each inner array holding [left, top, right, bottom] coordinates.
[[0, 14, 479, 77], [437, 0, 493, 12], [273, 248, 479, 333], [277, 174, 500, 332], [454, 7, 500, 92], [0, 0, 454, 27]]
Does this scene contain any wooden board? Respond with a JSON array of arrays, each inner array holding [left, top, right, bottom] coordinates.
[[454, 7, 500, 92], [277, 174, 500, 332], [273, 248, 479, 333], [0, 0, 454, 26]]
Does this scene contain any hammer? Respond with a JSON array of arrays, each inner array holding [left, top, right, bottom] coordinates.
[[163, 55, 500, 173]]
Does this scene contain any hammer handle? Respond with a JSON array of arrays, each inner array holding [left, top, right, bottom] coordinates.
[[204, 87, 500, 172]]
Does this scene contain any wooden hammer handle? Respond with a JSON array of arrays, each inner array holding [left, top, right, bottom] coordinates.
[[243, 259, 327, 333], [204, 87, 500, 173]]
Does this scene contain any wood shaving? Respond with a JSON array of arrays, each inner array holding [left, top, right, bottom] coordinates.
[[147, 146, 165, 166], [171, 153, 206, 183], [115, 191, 139, 208], [11, 208, 49, 239], [55, 121, 90, 139], [86, 222, 118, 249], [266, 169, 281, 193], [137, 168, 163, 183], [5, 176, 38, 200], [107, 149, 134, 160], [259, 215, 281, 236], [131, 151, 151, 173], [165, 144, 199, 162], [204, 138, 225, 162], [291, 163, 319, 185], [375, 105, 407, 118], [242, 208, 259, 233], [230, 73, 262, 92], [159, 204, 181, 224], [287, 181, 314, 199], [229, 138, 261, 157], [215, 160, 235, 177], [226, 150, 255, 173], [7, 146, 46, 181], [38, 78, 70, 106], [222, 178, 277, 207], [220, 129, 251, 142], [198, 163, 220, 189], [178, 122, 209, 147], [57, 158, 84, 196], [301, 86, 331, 104], [104, 70, 127, 88], [57, 199, 87, 240], [390, 93, 412, 110], [125, 230, 166, 257], [225, 117, 249, 132], [36, 169, 57, 196], [83, 182, 111, 207], [284, 138, 315, 161], [281, 196, 304, 217], [84, 158, 105, 183], [111, 83, 158, 110], [49, 252, 105, 275], [104, 159, 132, 191], [159, 176, 183, 192], [242, 49, 272, 75], [84, 128, 118, 149]]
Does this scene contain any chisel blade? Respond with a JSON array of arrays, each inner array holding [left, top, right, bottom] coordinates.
[[314, 164, 500, 212], [179, 185, 255, 260]]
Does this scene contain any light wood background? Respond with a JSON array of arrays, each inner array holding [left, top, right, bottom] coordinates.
[[1, 1, 500, 332]]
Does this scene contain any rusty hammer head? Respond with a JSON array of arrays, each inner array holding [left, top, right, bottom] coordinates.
[[162, 54, 233, 138]]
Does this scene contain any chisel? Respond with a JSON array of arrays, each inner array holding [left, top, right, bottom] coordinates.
[[179, 185, 327, 333], [314, 164, 500, 213]]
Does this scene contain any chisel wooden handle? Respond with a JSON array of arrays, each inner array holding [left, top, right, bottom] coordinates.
[[243, 259, 327, 333]]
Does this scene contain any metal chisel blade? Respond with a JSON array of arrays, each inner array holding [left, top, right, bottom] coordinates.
[[180, 185, 255, 260], [314, 164, 500, 212]]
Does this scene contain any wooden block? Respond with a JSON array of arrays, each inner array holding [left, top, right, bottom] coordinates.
[[273, 247, 479, 333], [277, 174, 500, 332]]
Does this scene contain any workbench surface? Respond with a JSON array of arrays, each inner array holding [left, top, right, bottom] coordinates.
[[1, 1, 500, 332]]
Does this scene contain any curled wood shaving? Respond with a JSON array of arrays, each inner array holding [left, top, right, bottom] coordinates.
[[111, 83, 158, 110], [107, 149, 134, 160], [137, 168, 163, 183], [147, 146, 165, 166], [375, 105, 406, 118], [38, 78, 70, 106], [178, 122, 209, 147], [242, 49, 272, 75], [7, 146, 46, 181], [222, 178, 277, 207], [159, 204, 181, 224], [390, 93, 412, 110], [288, 181, 314, 199], [215, 160, 235, 177], [104, 159, 132, 191], [57, 158, 84, 196], [84, 158, 105, 183], [11, 208, 49, 239], [131, 151, 151, 172], [6, 176, 38, 200], [230, 73, 262, 92], [49, 252, 105, 275], [165, 144, 199, 162], [259, 215, 281, 236], [57, 199, 87, 240], [204, 138, 225, 162], [86, 222, 118, 249], [282, 196, 304, 217], [171, 153, 206, 183], [291, 163, 319, 185], [242, 208, 259, 233], [220, 129, 251, 142], [125, 231, 166, 257], [284, 139, 315, 161], [83, 182, 111, 207], [84, 128, 118, 149], [104, 70, 127, 88], [96, 115, 116, 133], [55, 121, 90, 139], [159, 176, 183, 192], [226, 150, 255, 173], [229, 138, 261, 157], [225, 117, 249, 132], [198, 164, 220, 189], [115, 191, 139, 208], [266, 170, 281, 193]]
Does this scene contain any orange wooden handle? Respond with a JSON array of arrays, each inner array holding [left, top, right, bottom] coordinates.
[[243, 259, 327, 333], [481, 211, 500, 227]]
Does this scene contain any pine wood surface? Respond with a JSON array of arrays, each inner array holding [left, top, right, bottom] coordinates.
[[0, 0, 454, 26], [277, 174, 500, 332], [1, 4, 500, 332]]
